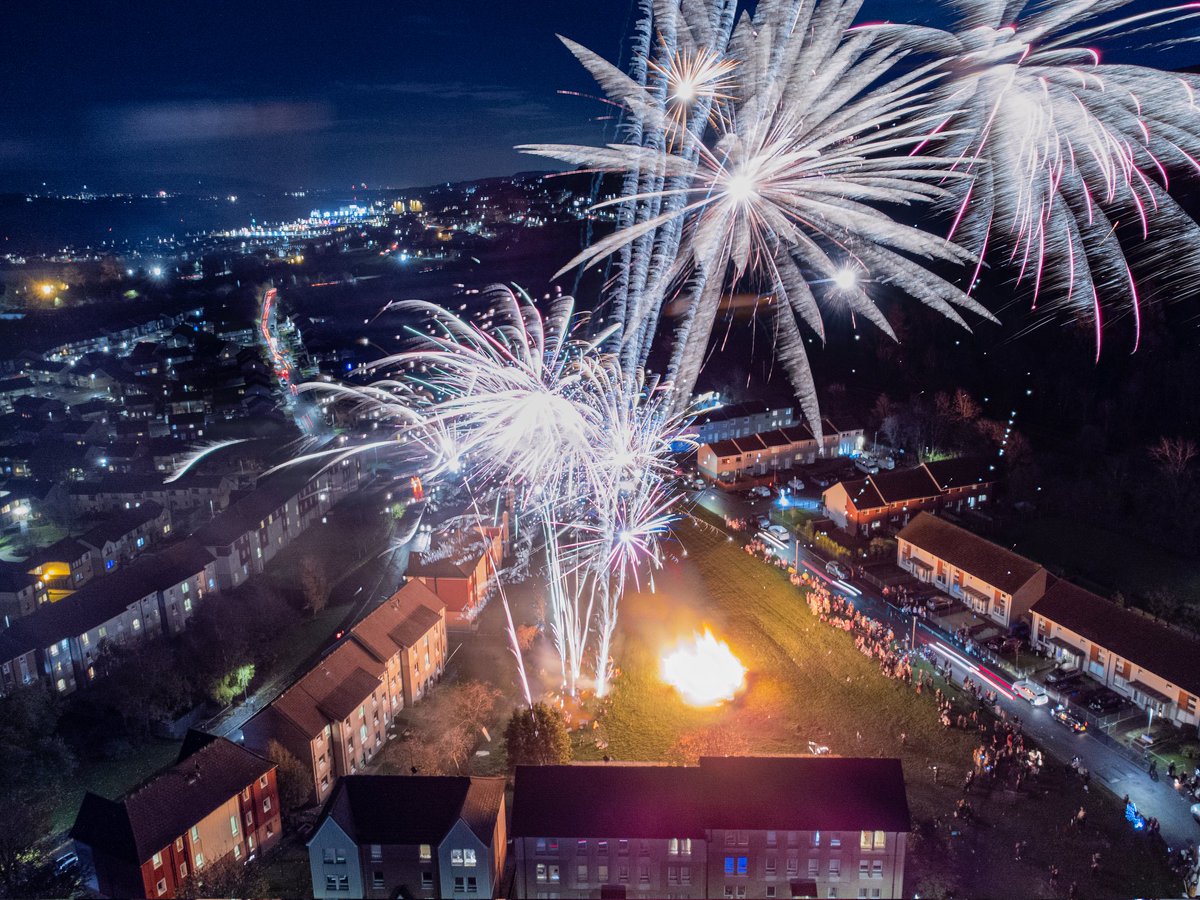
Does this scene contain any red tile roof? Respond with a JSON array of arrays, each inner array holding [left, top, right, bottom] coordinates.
[[897, 513, 1043, 595]]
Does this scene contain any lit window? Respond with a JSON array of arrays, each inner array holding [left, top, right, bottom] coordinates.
[[230, 815, 238, 836], [451, 849, 464, 865], [420, 844, 432, 861], [463, 849, 476, 867], [152, 852, 162, 868]]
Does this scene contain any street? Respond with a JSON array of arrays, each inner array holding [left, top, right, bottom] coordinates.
[[692, 484, 1200, 850]]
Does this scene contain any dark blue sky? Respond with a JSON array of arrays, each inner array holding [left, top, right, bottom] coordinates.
[[0, 1, 1189, 192]]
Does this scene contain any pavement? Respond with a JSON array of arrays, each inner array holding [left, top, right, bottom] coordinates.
[[687, 487, 1200, 852]]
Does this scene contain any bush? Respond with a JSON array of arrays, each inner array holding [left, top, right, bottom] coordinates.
[[504, 703, 572, 769]]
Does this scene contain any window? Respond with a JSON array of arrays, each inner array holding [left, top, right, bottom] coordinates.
[[420, 844, 432, 861], [463, 848, 476, 867], [323, 848, 347, 864], [535, 839, 546, 854], [179, 862, 187, 880], [233, 844, 242, 861], [737, 856, 748, 876], [175, 838, 184, 852], [766, 888, 777, 898], [828, 859, 840, 879], [808, 859, 819, 879], [454, 876, 465, 892], [536, 864, 548, 883], [766, 830, 777, 847], [638, 864, 650, 885], [766, 856, 777, 876], [245, 811, 253, 827], [263, 796, 271, 812], [132, 618, 141, 631], [725, 857, 736, 876], [681, 866, 691, 885], [870, 890, 881, 899], [811, 831, 821, 848], [737, 831, 749, 846], [373, 872, 384, 889], [871, 861, 883, 879], [679, 838, 692, 856], [577, 839, 588, 852], [860, 831, 886, 851], [829, 889, 839, 899], [230, 815, 238, 836], [549, 865, 560, 883], [668, 865, 679, 885], [467, 876, 477, 892], [370, 844, 382, 862], [190, 826, 200, 842], [598, 863, 609, 883], [859, 861, 870, 878], [152, 852, 162, 868], [829, 833, 841, 848], [451, 849, 464, 865], [617, 840, 628, 855], [194, 852, 204, 870], [577, 863, 588, 883], [421, 871, 433, 888], [618, 865, 629, 883], [598, 840, 608, 854], [156, 878, 167, 895]]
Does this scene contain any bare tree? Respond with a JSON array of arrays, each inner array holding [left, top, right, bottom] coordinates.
[[299, 557, 330, 616], [1149, 436, 1197, 480]]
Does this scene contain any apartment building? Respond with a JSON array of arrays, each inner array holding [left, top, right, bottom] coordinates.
[[78, 500, 171, 574], [24, 537, 95, 602], [0, 539, 215, 695], [350, 580, 448, 707], [684, 401, 795, 445], [511, 757, 910, 900], [823, 459, 994, 535], [72, 732, 281, 899], [196, 456, 361, 591], [407, 516, 507, 629], [307, 775, 507, 900], [896, 513, 1047, 628], [1031, 580, 1200, 728], [697, 419, 866, 482]]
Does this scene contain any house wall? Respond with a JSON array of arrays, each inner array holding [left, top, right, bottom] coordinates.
[[439, 819, 494, 899], [1032, 615, 1200, 728], [308, 818, 364, 900], [400, 614, 448, 706], [515, 835, 695, 899]]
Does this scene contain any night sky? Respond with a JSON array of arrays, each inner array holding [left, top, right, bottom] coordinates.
[[0, 1, 1192, 193]]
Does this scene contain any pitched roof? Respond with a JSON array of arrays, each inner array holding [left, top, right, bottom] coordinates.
[[313, 775, 504, 846], [194, 456, 331, 547], [350, 581, 445, 662], [0, 540, 213, 657], [261, 640, 385, 739], [79, 502, 165, 548], [511, 757, 910, 838], [923, 457, 994, 491], [833, 477, 886, 512], [71, 736, 273, 864], [691, 400, 773, 426], [896, 513, 1043, 594], [1031, 580, 1200, 697], [868, 467, 941, 504]]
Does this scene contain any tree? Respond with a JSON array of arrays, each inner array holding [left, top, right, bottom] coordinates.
[[504, 703, 572, 769], [405, 681, 502, 775], [299, 557, 330, 616], [210, 663, 255, 707], [1149, 436, 1197, 480], [668, 724, 750, 766], [175, 853, 268, 899], [267, 740, 312, 813]]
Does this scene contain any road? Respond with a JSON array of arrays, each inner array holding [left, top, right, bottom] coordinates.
[[691, 486, 1200, 851]]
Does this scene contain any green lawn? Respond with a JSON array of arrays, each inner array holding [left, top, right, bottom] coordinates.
[[583, 522, 1176, 899], [49, 739, 182, 835], [1004, 515, 1200, 606]]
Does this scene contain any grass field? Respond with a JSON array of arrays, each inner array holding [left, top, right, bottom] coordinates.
[[49, 739, 182, 835], [580, 520, 1176, 899]]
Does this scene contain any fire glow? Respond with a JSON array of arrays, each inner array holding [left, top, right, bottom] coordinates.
[[661, 628, 747, 707]]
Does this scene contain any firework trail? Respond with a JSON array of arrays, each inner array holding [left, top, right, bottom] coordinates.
[[523, 0, 996, 428], [863, 0, 1200, 357]]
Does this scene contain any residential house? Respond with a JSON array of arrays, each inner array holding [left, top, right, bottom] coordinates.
[[307, 775, 506, 900], [697, 419, 866, 482], [511, 757, 910, 900], [0, 564, 47, 621], [1031, 580, 1200, 728], [71, 731, 281, 899], [407, 519, 506, 629], [0, 540, 216, 695], [79, 501, 171, 574], [24, 537, 95, 602], [822, 459, 994, 535], [896, 513, 1047, 628], [683, 401, 795, 445], [242, 640, 391, 804], [65, 473, 235, 516]]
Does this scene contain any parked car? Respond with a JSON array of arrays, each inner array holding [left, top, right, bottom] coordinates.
[[757, 515, 771, 529], [768, 524, 789, 537], [1050, 705, 1088, 733], [788, 477, 805, 491], [1013, 680, 1050, 706], [1044, 667, 1079, 686], [926, 596, 956, 614], [825, 560, 849, 580], [1087, 690, 1127, 714], [751, 485, 772, 498]]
